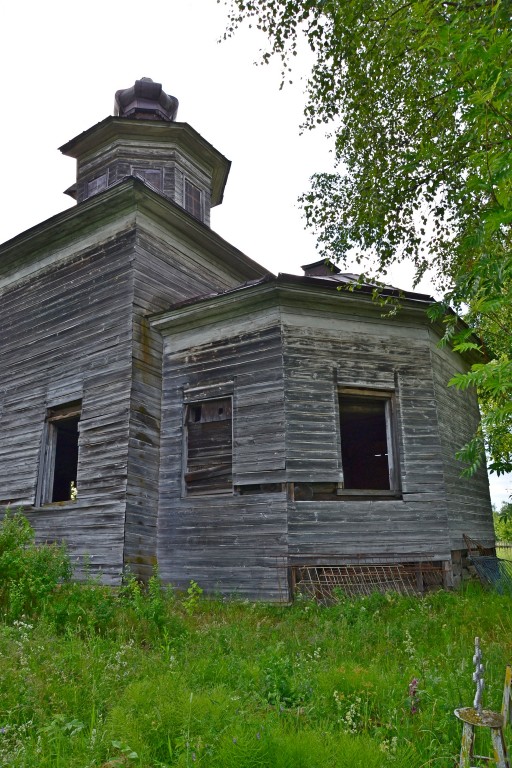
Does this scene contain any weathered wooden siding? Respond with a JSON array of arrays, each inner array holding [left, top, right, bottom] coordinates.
[[429, 334, 494, 548], [71, 122, 221, 226], [156, 289, 493, 598], [157, 324, 288, 600], [282, 314, 453, 563], [125, 227, 260, 579], [0, 231, 136, 581], [78, 150, 212, 223], [0, 174, 268, 584]]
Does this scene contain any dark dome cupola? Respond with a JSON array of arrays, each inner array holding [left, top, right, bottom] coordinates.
[[114, 77, 179, 121], [59, 78, 230, 226]]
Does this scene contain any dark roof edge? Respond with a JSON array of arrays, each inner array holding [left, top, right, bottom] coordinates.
[[157, 270, 435, 314], [278, 272, 435, 304], [151, 271, 436, 331], [59, 116, 226, 158]]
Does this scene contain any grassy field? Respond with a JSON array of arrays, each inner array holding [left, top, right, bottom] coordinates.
[[1, 514, 512, 767]]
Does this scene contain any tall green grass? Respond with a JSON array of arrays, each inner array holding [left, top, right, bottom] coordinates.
[[1, 512, 511, 767]]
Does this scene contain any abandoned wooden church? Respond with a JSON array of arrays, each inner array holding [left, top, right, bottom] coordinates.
[[0, 78, 495, 599]]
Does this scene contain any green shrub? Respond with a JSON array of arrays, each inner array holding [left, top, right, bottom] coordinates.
[[46, 581, 118, 635], [182, 579, 203, 615], [0, 511, 71, 620], [494, 504, 512, 541], [117, 570, 187, 646]]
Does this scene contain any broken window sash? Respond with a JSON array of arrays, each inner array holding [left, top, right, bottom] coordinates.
[[184, 397, 232, 495], [132, 167, 163, 192], [338, 389, 399, 491], [36, 400, 81, 505]]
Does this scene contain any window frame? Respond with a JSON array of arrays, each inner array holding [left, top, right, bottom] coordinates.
[[35, 400, 82, 506], [131, 167, 163, 192], [182, 395, 233, 497], [183, 178, 203, 221], [338, 387, 401, 495]]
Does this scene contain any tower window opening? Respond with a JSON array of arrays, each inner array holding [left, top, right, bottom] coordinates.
[[184, 179, 202, 220], [36, 401, 82, 505]]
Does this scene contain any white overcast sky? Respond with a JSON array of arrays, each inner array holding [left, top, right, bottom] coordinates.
[[1, 0, 510, 505]]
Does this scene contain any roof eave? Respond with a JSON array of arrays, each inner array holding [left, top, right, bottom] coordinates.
[[0, 178, 267, 285], [59, 117, 231, 207], [151, 272, 434, 335]]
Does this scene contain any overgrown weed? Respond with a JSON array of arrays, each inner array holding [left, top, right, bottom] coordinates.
[[0, 510, 71, 621], [0, 512, 511, 766]]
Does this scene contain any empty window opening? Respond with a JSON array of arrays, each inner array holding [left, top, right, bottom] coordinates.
[[52, 414, 80, 501], [339, 392, 397, 491], [37, 401, 81, 505], [184, 179, 202, 220], [184, 397, 232, 495]]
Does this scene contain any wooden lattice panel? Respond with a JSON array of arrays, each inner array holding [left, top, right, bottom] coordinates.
[[293, 563, 444, 603]]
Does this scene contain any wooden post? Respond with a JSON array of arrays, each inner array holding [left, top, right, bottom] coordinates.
[[442, 559, 454, 589], [502, 665, 512, 728], [459, 720, 474, 768], [415, 562, 424, 593], [491, 728, 510, 768]]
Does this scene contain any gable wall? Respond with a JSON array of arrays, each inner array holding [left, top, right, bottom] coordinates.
[[0, 231, 136, 581]]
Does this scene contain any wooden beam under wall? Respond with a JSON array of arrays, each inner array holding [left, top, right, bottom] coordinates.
[[442, 559, 454, 589]]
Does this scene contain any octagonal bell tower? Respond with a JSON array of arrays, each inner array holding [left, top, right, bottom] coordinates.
[[59, 77, 230, 226]]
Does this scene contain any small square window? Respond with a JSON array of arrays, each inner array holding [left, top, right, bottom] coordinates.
[[184, 179, 202, 220], [339, 391, 399, 491], [184, 397, 232, 495], [36, 401, 81, 505]]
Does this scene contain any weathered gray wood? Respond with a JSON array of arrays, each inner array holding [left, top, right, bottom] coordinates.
[[0, 98, 494, 599], [429, 336, 493, 548], [0, 230, 135, 578], [154, 276, 493, 598], [0, 161, 269, 583]]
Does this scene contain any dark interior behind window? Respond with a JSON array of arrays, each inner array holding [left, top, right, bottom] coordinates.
[[51, 413, 80, 502], [339, 394, 391, 490], [37, 400, 81, 505]]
